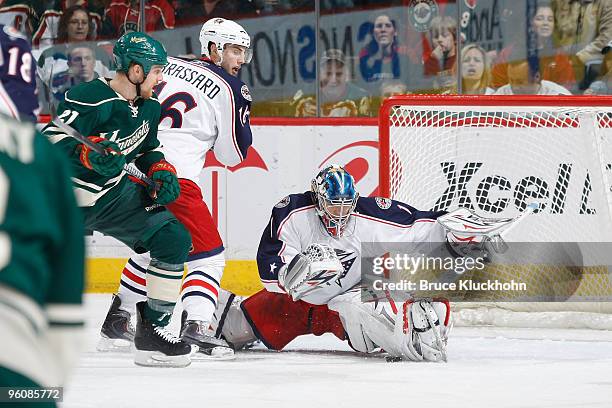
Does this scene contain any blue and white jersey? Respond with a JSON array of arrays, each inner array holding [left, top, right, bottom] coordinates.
[[0, 24, 38, 122], [257, 192, 447, 305], [156, 56, 253, 182]]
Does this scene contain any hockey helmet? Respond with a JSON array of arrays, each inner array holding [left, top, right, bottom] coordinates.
[[311, 165, 359, 237], [113, 32, 168, 76], [199, 18, 252, 64]]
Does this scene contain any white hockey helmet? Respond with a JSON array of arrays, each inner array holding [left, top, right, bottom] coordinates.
[[199, 18, 252, 64]]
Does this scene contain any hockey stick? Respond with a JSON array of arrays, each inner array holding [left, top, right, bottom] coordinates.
[[51, 118, 158, 191], [44, 68, 158, 191]]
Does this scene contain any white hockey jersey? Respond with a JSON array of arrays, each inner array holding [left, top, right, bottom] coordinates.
[[156, 56, 253, 182], [257, 193, 448, 305]]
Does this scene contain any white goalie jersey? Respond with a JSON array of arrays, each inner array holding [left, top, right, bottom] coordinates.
[[156, 56, 253, 181], [257, 192, 448, 305]]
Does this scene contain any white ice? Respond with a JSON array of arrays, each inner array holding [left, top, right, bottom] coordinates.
[[62, 294, 612, 408]]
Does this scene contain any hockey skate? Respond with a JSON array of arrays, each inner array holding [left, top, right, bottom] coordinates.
[[180, 311, 235, 360], [134, 302, 192, 367], [97, 294, 135, 352]]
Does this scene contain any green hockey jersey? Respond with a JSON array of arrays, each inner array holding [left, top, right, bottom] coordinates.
[[0, 114, 85, 386], [0, 112, 84, 318], [43, 77, 165, 207]]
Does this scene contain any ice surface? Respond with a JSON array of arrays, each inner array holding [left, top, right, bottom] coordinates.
[[62, 294, 612, 408]]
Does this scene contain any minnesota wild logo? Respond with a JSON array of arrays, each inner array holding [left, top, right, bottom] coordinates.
[[408, 0, 439, 32]]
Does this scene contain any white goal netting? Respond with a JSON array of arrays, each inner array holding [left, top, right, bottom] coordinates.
[[379, 95, 612, 329]]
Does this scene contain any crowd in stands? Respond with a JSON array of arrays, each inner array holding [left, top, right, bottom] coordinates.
[[1, 0, 611, 118]]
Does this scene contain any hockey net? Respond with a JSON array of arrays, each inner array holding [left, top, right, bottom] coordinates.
[[379, 95, 612, 329]]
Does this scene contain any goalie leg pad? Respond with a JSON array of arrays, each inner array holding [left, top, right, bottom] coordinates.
[[241, 290, 345, 350], [398, 299, 452, 362], [328, 290, 452, 361], [328, 289, 397, 353]]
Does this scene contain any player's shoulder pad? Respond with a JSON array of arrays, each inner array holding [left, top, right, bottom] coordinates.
[[354, 196, 445, 226], [0, 25, 29, 48], [270, 191, 315, 233], [205, 62, 252, 103], [64, 78, 119, 108]]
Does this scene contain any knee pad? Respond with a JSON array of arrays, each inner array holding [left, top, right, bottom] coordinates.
[[148, 220, 192, 265]]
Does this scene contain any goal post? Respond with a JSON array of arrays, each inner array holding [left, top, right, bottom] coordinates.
[[378, 95, 612, 328]]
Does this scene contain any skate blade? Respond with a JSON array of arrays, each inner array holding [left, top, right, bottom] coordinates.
[[97, 336, 132, 353], [191, 346, 236, 361], [133, 349, 191, 367]]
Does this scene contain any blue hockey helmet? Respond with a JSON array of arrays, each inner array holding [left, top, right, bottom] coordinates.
[[311, 165, 359, 237]]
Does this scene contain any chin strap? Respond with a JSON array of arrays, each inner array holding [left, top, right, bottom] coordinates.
[[127, 66, 144, 98]]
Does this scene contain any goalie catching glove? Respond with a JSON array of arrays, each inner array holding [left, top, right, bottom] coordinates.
[[78, 136, 126, 177], [438, 203, 538, 267], [278, 243, 344, 301], [147, 160, 180, 205]]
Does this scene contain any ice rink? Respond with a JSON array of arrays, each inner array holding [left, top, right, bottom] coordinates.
[[62, 294, 612, 408]]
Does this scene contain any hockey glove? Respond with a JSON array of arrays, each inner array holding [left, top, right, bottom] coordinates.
[[79, 136, 126, 177], [147, 160, 180, 205]]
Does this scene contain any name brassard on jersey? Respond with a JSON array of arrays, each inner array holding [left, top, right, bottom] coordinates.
[[163, 63, 221, 99]]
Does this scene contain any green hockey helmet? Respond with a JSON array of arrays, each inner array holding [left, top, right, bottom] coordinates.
[[113, 32, 168, 76]]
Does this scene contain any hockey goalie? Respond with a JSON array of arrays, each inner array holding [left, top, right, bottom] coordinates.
[[206, 165, 527, 362]]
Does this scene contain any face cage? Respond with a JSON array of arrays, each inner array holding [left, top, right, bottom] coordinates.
[[317, 195, 358, 237]]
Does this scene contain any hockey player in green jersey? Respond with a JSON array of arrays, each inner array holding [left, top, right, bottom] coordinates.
[[0, 113, 84, 407], [43, 32, 193, 367]]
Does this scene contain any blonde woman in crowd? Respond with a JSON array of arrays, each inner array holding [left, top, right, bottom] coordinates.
[[461, 44, 494, 94]]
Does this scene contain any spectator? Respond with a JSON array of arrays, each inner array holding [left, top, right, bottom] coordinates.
[[380, 78, 408, 98], [294, 49, 371, 117], [424, 15, 457, 78], [175, 0, 257, 26], [359, 14, 403, 82], [493, 59, 572, 94], [33, 1, 102, 48], [102, 0, 174, 37], [584, 39, 612, 93], [255, 0, 313, 14], [552, 0, 612, 67], [491, 1, 575, 90], [39, 43, 109, 113], [461, 44, 494, 95], [0, 1, 38, 35], [67, 44, 99, 83], [372, 78, 408, 113]]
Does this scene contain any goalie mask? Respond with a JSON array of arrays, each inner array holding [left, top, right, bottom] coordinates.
[[311, 165, 359, 237], [199, 18, 252, 65]]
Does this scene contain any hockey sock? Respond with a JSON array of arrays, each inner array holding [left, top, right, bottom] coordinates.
[[181, 252, 225, 322], [145, 259, 185, 326], [118, 252, 150, 313]]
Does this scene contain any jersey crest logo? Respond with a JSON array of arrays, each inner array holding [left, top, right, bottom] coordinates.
[[274, 195, 290, 208], [129, 102, 139, 118], [375, 197, 392, 209], [241, 84, 252, 102]]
